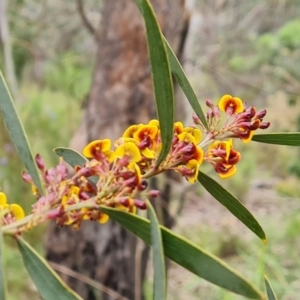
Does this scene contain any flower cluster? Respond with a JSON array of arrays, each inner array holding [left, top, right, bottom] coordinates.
[[1, 94, 269, 233], [195, 94, 270, 178]]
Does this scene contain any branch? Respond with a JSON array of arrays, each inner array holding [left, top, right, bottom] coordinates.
[[49, 262, 130, 300], [76, 0, 96, 37]]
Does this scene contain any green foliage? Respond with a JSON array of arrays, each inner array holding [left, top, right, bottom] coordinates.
[[0, 233, 6, 300], [17, 237, 82, 300], [164, 40, 208, 129], [135, 0, 174, 166], [252, 133, 300, 146], [147, 200, 166, 300], [198, 172, 266, 241], [44, 52, 92, 99], [100, 207, 264, 299], [278, 20, 300, 50], [0, 72, 42, 192], [264, 276, 277, 300]]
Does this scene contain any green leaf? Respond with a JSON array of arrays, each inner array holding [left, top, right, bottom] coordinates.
[[252, 133, 300, 146], [0, 71, 43, 193], [100, 207, 264, 299], [54, 147, 88, 168], [264, 276, 277, 300], [147, 200, 166, 300], [0, 232, 6, 300], [135, 0, 174, 167], [164, 39, 208, 129], [198, 171, 266, 241], [54, 147, 99, 184], [17, 236, 83, 300]]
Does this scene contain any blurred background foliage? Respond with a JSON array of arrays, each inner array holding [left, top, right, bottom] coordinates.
[[0, 0, 300, 299]]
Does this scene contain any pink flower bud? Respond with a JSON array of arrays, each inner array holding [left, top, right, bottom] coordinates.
[[205, 98, 214, 108], [119, 197, 130, 207], [148, 190, 160, 197], [56, 164, 68, 180], [138, 180, 148, 191], [35, 154, 45, 171], [255, 109, 267, 120], [22, 171, 33, 184], [206, 109, 213, 119], [192, 114, 201, 125], [47, 210, 61, 220], [45, 169, 55, 184], [245, 106, 256, 118], [259, 122, 270, 129], [79, 191, 90, 200], [133, 199, 147, 209], [212, 106, 220, 119]]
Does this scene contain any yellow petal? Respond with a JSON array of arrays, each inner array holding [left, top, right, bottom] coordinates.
[[174, 122, 184, 134], [218, 165, 237, 179], [141, 147, 155, 159], [241, 130, 254, 144], [148, 119, 159, 127], [0, 192, 7, 206], [185, 159, 200, 184], [183, 127, 202, 144], [82, 139, 111, 158], [98, 213, 109, 224], [9, 204, 25, 220], [178, 132, 196, 143], [115, 142, 142, 162], [123, 125, 139, 138]]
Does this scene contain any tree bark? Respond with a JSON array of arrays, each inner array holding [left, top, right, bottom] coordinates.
[[45, 1, 189, 299]]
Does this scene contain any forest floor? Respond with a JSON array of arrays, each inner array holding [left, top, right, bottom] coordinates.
[[165, 177, 300, 300]]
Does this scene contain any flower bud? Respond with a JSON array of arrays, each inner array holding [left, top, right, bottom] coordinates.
[[138, 180, 148, 191], [259, 122, 270, 129], [35, 154, 45, 171], [255, 109, 267, 120], [205, 98, 214, 108], [192, 114, 201, 125], [119, 197, 130, 207], [148, 190, 160, 197], [22, 171, 33, 184], [133, 199, 147, 209]]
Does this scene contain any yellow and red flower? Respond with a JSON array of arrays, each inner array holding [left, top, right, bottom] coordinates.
[[83, 139, 115, 162], [115, 142, 142, 163], [0, 192, 25, 224], [206, 139, 241, 179], [218, 94, 244, 116]]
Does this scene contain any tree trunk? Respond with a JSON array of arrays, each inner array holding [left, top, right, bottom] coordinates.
[[45, 1, 189, 299]]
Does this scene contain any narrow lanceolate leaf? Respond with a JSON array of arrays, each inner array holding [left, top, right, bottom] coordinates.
[[100, 207, 264, 299], [164, 39, 208, 129], [264, 276, 277, 300], [54, 147, 88, 168], [198, 171, 266, 241], [0, 71, 43, 193], [147, 200, 166, 300], [135, 0, 174, 167], [17, 237, 83, 300], [0, 232, 7, 300], [252, 133, 300, 146]]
